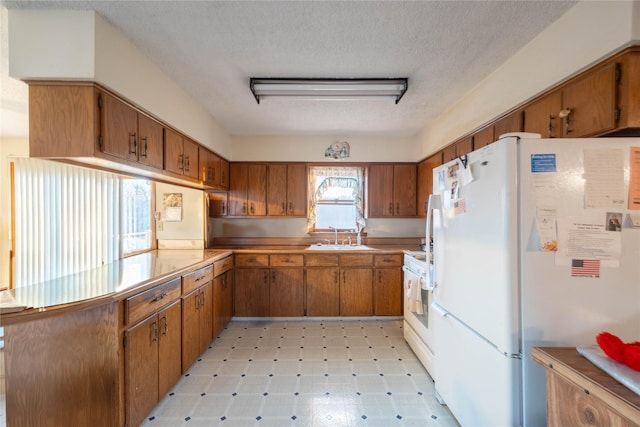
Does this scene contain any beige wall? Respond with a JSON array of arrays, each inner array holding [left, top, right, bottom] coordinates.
[[0, 138, 29, 287], [8, 10, 233, 159], [231, 135, 419, 162], [417, 0, 640, 157]]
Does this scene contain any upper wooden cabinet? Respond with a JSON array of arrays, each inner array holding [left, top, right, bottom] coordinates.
[[267, 163, 307, 217], [368, 164, 417, 217], [493, 110, 524, 138], [228, 163, 267, 216], [473, 125, 496, 150], [524, 91, 562, 138], [199, 147, 229, 190], [164, 128, 199, 179], [442, 136, 473, 163], [100, 92, 164, 170], [417, 152, 443, 217]]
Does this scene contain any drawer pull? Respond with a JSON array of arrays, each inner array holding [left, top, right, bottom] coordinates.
[[151, 292, 168, 303], [195, 275, 206, 282]]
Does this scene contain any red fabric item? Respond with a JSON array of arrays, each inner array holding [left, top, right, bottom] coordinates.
[[596, 331, 640, 372]]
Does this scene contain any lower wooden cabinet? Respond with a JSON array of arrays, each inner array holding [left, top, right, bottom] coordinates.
[[374, 268, 402, 315], [235, 268, 270, 316], [306, 267, 340, 316], [270, 267, 304, 316], [340, 267, 374, 316], [181, 282, 213, 372], [125, 299, 181, 427], [213, 269, 234, 338]]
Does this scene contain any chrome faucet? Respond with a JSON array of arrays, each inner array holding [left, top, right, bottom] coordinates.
[[329, 226, 338, 245]]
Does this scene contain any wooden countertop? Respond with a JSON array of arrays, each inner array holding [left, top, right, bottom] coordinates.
[[532, 347, 640, 420], [0, 249, 232, 325]]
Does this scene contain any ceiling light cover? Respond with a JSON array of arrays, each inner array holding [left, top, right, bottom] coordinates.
[[250, 78, 408, 104]]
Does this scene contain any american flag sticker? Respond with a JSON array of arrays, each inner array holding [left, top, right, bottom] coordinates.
[[571, 259, 601, 278], [454, 198, 466, 215]]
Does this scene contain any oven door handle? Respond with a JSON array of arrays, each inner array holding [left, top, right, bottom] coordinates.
[[425, 194, 441, 291]]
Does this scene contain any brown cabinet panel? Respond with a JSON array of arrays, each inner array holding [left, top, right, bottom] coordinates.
[[267, 163, 305, 216], [213, 270, 234, 338], [443, 136, 473, 163], [417, 152, 443, 217], [393, 164, 417, 216], [494, 110, 524, 137], [183, 265, 214, 295], [137, 113, 164, 169], [267, 163, 288, 215], [473, 126, 495, 149], [229, 163, 267, 216], [125, 277, 181, 325], [235, 254, 269, 267], [214, 255, 234, 276], [306, 267, 340, 316], [368, 164, 394, 217], [340, 268, 373, 316], [374, 268, 402, 316], [270, 268, 304, 316], [270, 254, 304, 267], [524, 91, 562, 138], [164, 128, 185, 175], [181, 282, 213, 372], [561, 62, 618, 137], [220, 159, 230, 189], [374, 254, 402, 267], [287, 164, 307, 216], [101, 92, 138, 162], [305, 254, 340, 267], [340, 253, 373, 267], [183, 138, 199, 179], [125, 315, 159, 427], [234, 268, 270, 316], [158, 301, 182, 398]]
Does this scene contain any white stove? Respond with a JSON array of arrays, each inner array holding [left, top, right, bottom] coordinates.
[[402, 250, 435, 377]]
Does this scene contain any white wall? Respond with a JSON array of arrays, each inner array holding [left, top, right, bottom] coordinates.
[[8, 10, 233, 159], [232, 135, 419, 162], [417, 0, 640, 157]]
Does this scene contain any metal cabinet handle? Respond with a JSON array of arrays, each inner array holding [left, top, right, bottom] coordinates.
[[388, 203, 393, 214], [152, 320, 159, 343], [161, 315, 168, 336], [140, 136, 148, 157], [396, 202, 399, 214], [178, 154, 184, 170], [129, 132, 137, 154]]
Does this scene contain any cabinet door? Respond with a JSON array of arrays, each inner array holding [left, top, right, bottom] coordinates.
[[523, 91, 562, 138], [164, 128, 185, 175], [183, 138, 200, 179], [393, 164, 416, 216], [455, 136, 474, 157], [234, 268, 270, 316], [270, 268, 304, 317], [101, 92, 138, 162], [222, 270, 234, 328], [442, 144, 457, 163], [219, 159, 230, 189], [473, 126, 495, 149], [267, 164, 288, 216], [125, 314, 159, 427], [306, 267, 340, 316], [228, 163, 248, 216], [213, 275, 225, 338], [561, 62, 618, 137], [340, 268, 373, 316], [247, 164, 267, 215], [200, 283, 214, 346], [181, 289, 201, 372], [158, 301, 182, 398], [137, 114, 164, 169], [374, 268, 402, 316], [417, 153, 443, 217], [494, 110, 523, 137], [368, 164, 394, 217], [287, 164, 307, 216]]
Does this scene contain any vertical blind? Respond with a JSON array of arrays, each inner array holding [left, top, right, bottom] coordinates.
[[12, 158, 120, 287]]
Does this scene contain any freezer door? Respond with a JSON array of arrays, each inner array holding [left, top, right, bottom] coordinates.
[[432, 138, 520, 355], [433, 306, 521, 427]]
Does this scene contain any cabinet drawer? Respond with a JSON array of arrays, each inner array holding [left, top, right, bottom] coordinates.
[[182, 264, 214, 294], [340, 253, 374, 267], [374, 254, 402, 267], [235, 254, 269, 267], [270, 254, 304, 267], [214, 255, 234, 276], [305, 254, 340, 267], [125, 277, 181, 325]]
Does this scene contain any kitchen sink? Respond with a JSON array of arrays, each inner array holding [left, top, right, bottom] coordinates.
[[306, 244, 373, 250]]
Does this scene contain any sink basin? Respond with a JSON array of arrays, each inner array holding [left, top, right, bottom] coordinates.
[[307, 244, 373, 251]]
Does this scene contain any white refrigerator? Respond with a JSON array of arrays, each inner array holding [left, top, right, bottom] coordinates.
[[427, 134, 640, 426]]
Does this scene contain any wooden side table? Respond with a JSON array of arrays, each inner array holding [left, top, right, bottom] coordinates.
[[532, 347, 640, 427]]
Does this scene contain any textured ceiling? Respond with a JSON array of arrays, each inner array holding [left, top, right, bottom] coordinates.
[[1, 1, 577, 138]]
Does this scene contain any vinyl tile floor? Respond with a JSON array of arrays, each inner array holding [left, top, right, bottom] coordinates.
[[141, 319, 459, 427]]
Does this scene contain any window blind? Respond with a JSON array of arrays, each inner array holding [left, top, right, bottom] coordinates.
[[12, 158, 120, 287]]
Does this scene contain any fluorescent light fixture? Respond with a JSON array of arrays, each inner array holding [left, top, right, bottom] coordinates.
[[250, 78, 408, 104]]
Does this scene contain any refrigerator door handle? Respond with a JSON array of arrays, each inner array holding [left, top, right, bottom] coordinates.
[[431, 301, 449, 318], [425, 194, 441, 291]]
